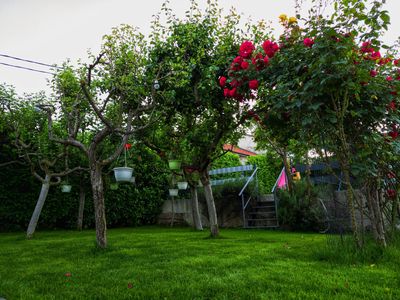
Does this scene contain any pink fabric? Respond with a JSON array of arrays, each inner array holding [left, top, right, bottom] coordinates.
[[277, 169, 288, 189]]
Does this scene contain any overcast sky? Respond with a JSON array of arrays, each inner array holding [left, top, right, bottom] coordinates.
[[1, 0, 399, 96]]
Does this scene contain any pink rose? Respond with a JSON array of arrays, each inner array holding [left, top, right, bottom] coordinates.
[[303, 38, 314, 48]]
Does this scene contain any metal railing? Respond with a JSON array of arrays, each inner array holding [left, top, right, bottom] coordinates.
[[238, 167, 258, 228]]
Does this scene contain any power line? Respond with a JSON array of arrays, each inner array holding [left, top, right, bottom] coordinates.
[[0, 61, 55, 75], [0, 53, 63, 70]]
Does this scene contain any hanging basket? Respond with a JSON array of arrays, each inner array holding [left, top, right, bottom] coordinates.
[[177, 181, 188, 190], [169, 188, 179, 196], [61, 184, 72, 193], [110, 183, 119, 190], [130, 176, 136, 184], [113, 167, 133, 182], [168, 159, 181, 170]]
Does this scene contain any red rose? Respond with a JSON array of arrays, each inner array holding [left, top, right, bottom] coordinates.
[[229, 88, 237, 97], [219, 76, 227, 87], [263, 56, 269, 65], [239, 41, 255, 58], [370, 70, 378, 77], [233, 56, 243, 64], [360, 41, 374, 53], [394, 59, 399, 66], [387, 189, 397, 199], [262, 40, 279, 58], [386, 76, 393, 81], [241, 61, 249, 70], [371, 51, 381, 60], [230, 79, 240, 88], [65, 272, 72, 277], [235, 93, 244, 102], [124, 143, 132, 150], [223, 88, 230, 97], [379, 58, 391, 65], [303, 38, 314, 48], [388, 101, 396, 111], [251, 53, 266, 71], [389, 130, 399, 140], [249, 79, 259, 90]]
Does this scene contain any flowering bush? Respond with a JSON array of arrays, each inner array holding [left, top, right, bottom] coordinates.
[[219, 2, 399, 246]]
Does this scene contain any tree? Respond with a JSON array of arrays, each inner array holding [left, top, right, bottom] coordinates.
[[46, 25, 159, 248], [0, 85, 83, 238], [146, 0, 268, 237]]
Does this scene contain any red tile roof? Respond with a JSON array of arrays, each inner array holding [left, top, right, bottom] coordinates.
[[223, 144, 257, 157]]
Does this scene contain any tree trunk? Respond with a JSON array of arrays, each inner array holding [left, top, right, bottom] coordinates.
[[366, 181, 387, 247], [27, 174, 51, 239], [190, 184, 203, 230], [170, 196, 175, 227], [200, 170, 219, 237], [366, 184, 379, 240], [391, 187, 399, 232], [77, 183, 86, 231], [373, 183, 387, 247], [305, 152, 312, 202], [90, 162, 107, 248], [341, 160, 361, 248]]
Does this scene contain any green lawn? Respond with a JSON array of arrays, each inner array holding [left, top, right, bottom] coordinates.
[[0, 227, 399, 299]]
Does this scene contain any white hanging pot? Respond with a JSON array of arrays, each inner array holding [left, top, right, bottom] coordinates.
[[61, 184, 72, 193], [169, 188, 179, 196], [113, 167, 133, 182], [177, 181, 188, 190]]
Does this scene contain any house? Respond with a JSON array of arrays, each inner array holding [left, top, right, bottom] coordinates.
[[223, 144, 257, 164]]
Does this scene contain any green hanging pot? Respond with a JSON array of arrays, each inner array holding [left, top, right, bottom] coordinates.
[[168, 159, 181, 170], [110, 183, 119, 190]]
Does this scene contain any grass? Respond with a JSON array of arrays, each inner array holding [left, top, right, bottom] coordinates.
[[0, 227, 399, 299]]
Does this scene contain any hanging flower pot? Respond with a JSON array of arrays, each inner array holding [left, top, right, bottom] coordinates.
[[113, 167, 133, 182], [169, 188, 179, 196], [61, 184, 72, 193], [110, 183, 119, 190], [168, 159, 181, 170], [177, 181, 188, 190]]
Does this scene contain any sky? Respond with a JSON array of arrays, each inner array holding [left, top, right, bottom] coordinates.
[[0, 0, 399, 96]]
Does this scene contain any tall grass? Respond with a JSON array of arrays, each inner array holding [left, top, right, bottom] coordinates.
[[314, 231, 400, 265]]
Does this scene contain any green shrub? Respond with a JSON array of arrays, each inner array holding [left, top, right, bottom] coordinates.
[[0, 147, 168, 231], [277, 180, 325, 232], [247, 152, 281, 194]]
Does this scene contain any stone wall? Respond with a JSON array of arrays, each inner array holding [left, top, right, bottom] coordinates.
[[158, 189, 374, 231]]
